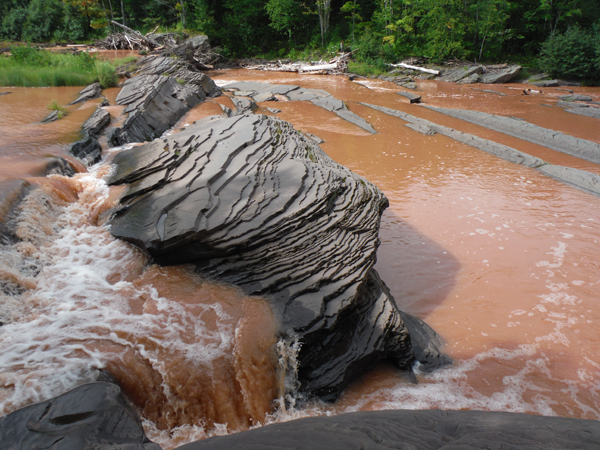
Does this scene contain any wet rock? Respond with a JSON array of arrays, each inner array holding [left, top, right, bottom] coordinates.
[[480, 65, 521, 84], [0, 91, 11, 96], [456, 73, 481, 84], [107, 114, 446, 400], [540, 165, 600, 196], [265, 107, 282, 114], [559, 94, 593, 102], [0, 382, 160, 450], [565, 107, 600, 119], [303, 132, 325, 144], [40, 110, 61, 123], [43, 157, 76, 177], [528, 73, 550, 82], [231, 96, 258, 115], [110, 75, 207, 147], [0, 179, 33, 244], [472, 88, 507, 96], [396, 91, 421, 103], [437, 65, 482, 83], [68, 133, 102, 166], [137, 55, 221, 97], [556, 101, 589, 108], [219, 104, 233, 117], [399, 81, 417, 90], [532, 79, 559, 87], [223, 81, 376, 134], [421, 105, 600, 164], [82, 106, 111, 138], [361, 103, 546, 168], [405, 123, 436, 136], [69, 82, 102, 105], [168, 34, 211, 59], [178, 409, 600, 450]]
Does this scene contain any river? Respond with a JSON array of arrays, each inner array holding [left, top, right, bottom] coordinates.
[[0, 68, 599, 448]]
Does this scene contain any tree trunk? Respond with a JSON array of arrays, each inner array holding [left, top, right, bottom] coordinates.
[[317, 0, 331, 47], [120, 0, 126, 26]]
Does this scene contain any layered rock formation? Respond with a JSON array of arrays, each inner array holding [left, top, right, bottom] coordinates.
[[179, 409, 600, 450], [0, 382, 160, 450], [108, 74, 218, 147], [222, 81, 376, 134], [107, 113, 448, 400]]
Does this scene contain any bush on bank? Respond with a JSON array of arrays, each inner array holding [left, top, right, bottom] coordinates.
[[0, 47, 118, 88]]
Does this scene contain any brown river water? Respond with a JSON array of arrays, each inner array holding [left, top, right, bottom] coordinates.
[[1, 66, 600, 447]]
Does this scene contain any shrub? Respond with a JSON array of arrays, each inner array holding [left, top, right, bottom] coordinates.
[[95, 61, 117, 88], [47, 99, 68, 118], [538, 26, 600, 80]]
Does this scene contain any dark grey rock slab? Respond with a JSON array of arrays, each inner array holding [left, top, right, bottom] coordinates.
[[531, 79, 558, 87], [559, 94, 593, 102], [421, 105, 600, 163], [68, 133, 102, 166], [399, 81, 417, 90], [231, 96, 258, 115], [396, 91, 421, 103], [69, 82, 102, 105], [0, 382, 160, 450], [556, 101, 589, 108], [457, 73, 481, 84], [0, 179, 33, 244], [107, 114, 445, 400], [178, 409, 600, 450], [0, 91, 11, 96], [40, 110, 61, 123], [223, 81, 375, 134], [361, 103, 545, 168], [480, 65, 521, 84], [43, 156, 76, 177], [566, 107, 600, 119], [82, 106, 111, 137], [539, 165, 600, 196], [110, 74, 206, 146], [265, 107, 281, 114], [405, 123, 436, 135], [472, 88, 507, 96], [437, 65, 482, 83]]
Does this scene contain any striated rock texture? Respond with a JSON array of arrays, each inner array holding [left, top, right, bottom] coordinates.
[[0, 382, 160, 450], [179, 409, 600, 450], [109, 74, 213, 147], [223, 81, 376, 134], [107, 114, 447, 400]]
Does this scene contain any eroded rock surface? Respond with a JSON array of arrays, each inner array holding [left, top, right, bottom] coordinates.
[[109, 75, 210, 147], [179, 409, 600, 450], [69, 82, 102, 105], [107, 114, 446, 400], [0, 382, 160, 450], [223, 81, 376, 134]]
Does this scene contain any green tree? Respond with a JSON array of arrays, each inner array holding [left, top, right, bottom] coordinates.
[[341, 0, 361, 44], [265, 0, 303, 43]]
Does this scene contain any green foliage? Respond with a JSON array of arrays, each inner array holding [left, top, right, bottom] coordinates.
[[538, 26, 600, 80], [47, 99, 68, 118], [265, 0, 303, 42], [1, 7, 28, 41], [95, 60, 117, 88]]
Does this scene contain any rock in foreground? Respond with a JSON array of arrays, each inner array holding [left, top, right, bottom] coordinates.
[[0, 382, 160, 450], [178, 409, 600, 450], [107, 114, 448, 400]]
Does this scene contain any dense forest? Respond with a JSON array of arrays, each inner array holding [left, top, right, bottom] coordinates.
[[2, 0, 600, 76]]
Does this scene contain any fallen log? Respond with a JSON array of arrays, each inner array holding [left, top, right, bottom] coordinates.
[[110, 20, 159, 48], [389, 62, 440, 75]]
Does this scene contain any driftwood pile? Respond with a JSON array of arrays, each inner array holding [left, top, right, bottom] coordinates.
[[243, 52, 352, 75], [95, 21, 161, 51]]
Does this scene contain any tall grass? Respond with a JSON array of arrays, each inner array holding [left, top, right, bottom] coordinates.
[[0, 46, 119, 88]]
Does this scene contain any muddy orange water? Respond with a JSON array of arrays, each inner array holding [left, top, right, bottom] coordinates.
[[1, 68, 600, 448]]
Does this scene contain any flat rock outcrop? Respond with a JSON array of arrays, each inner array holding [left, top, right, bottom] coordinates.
[[223, 81, 376, 134], [421, 105, 600, 163], [107, 114, 447, 400], [69, 82, 102, 105], [0, 382, 160, 450], [479, 65, 521, 84], [109, 75, 210, 147], [179, 409, 600, 450], [82, 106, 111, 137], [438, 65, 483, 83]]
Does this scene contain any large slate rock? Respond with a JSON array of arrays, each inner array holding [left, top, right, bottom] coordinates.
[[107, 114, 446, 400], [480, 65, 521, 84], [223, 81, 376, 134], [437, 65, 482, 83], [178, 409, 600, 450], [109, 75, 207, 147], [69, 82, 102, 105], [82, 106, 111, 138], [421, 105, 600, 164], [68, 133, 102, 166], [0, 382, 160, 450]]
